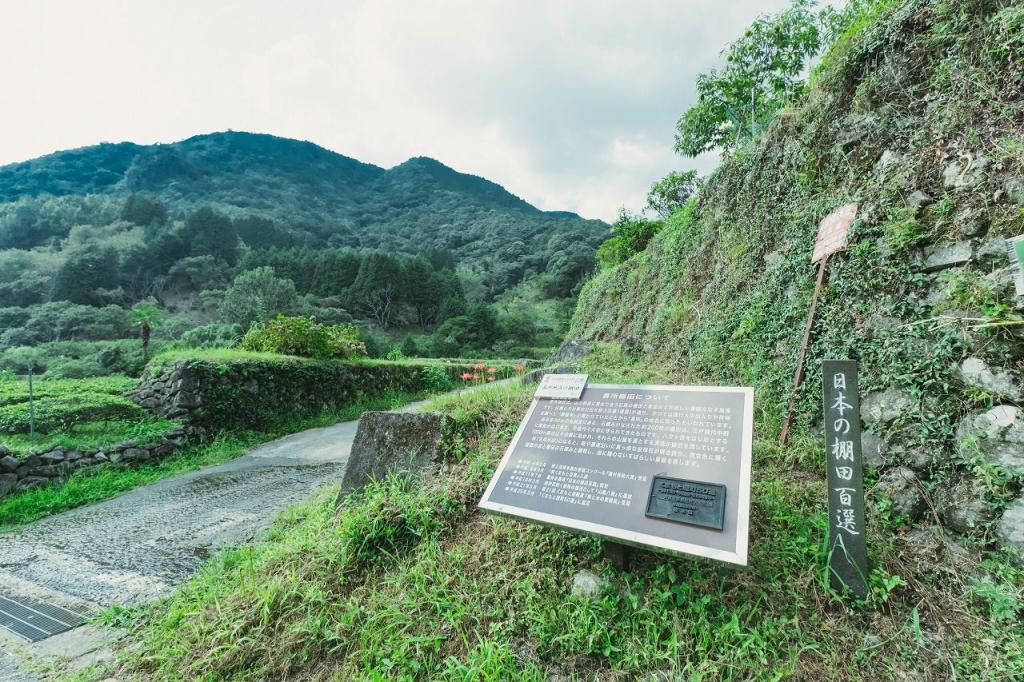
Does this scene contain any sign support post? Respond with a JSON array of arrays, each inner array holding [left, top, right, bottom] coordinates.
[[602, 541, 633, 571], [779, 253, 829, 446], [779, 203, 857, 447]]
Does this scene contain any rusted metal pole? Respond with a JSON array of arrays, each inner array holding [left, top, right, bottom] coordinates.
[[28, 364, 36, 441], [779, 254, 830, 446]]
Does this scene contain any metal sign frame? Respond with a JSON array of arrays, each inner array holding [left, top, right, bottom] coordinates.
[[479, 383, 754, 565]]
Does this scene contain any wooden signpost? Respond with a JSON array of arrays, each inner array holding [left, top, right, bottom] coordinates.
[[779, 203, 857, 446], [479, 376, 754, 566], [822, 360, 869, 599]]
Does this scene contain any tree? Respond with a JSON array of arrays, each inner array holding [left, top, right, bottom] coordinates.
[[182, 207, 239, 265], [646, 170, 702, 217], [400, 335, 419, 357], [234, 215, 293, 250], [434, 269, 467, 323], [131, 297, 165, 358], [310, 249, 361, 297], [675, 0, 827, 156], [164, 255, 231, 295], [423, 248, 457, 271], [427, 304, 500, 356], [220, 267, 299, 326], [544, 232, 596, 298], [52, 242, 120, 305], [403, 256, 443, 326], [121, 193, 167, 226], [350, 252, 404, 327]]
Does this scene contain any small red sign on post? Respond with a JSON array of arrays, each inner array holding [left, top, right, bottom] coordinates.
[[811, 203, 857, 263]]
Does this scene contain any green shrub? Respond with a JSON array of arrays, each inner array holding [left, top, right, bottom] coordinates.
[[0, 393, 145, 434], [43, 356, 106, 379], [177, 323, 243, 350], [0, 340, 149, 377], [238, 315, 367, 360], [400, 335, 419, 357], [419, 364, 451, 392], [596, 210, 664, 268], [882, 215, 924, 251]]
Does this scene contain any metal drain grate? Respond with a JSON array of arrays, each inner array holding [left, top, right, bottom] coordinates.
[[0, 595, 89, 642]]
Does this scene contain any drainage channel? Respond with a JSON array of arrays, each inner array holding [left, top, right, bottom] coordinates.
[[0, 596, 90, 643]]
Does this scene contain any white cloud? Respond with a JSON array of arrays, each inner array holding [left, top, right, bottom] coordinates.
[[0, 0, 792, 220]]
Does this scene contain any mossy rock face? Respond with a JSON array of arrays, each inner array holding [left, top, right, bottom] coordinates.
[[338, 411, 452, 497]]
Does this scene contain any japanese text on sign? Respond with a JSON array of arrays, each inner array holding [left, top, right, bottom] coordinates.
[[479, 384, 754, 565], [822, 360, 869, 599]]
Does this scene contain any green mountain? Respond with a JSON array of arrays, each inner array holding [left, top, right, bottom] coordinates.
[[0, 131, 606, 261], [0, 132, 608, 373]]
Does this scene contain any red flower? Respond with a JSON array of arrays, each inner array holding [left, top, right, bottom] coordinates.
[[513, 364, 525, 373], [460, 372, 474, 380], [487, 366, 497, 373], [473, 362, 486, 370], [472, 373, 482, 380]]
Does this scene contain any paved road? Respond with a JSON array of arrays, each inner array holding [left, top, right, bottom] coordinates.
[[0, 397, 438, 607], [0, 373, 531, 680], [0, 395, 455, 678]]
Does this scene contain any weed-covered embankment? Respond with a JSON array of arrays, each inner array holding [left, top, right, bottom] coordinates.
[[573, 0, 1024, 555], [129, 350, 524, 430]]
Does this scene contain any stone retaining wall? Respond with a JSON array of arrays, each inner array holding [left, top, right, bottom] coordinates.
[[126, 357, 511, 431], [0, 425, 188, 501]]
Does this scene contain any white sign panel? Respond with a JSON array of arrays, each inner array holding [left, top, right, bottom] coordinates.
[[812, 203, 857, 263], [535, 373, 589, 400]]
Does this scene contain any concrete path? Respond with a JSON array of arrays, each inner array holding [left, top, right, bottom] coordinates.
[[0, 394, 448, 678]]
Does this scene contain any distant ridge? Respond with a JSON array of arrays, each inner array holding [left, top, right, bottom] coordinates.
[[0, 130, 607, 261]]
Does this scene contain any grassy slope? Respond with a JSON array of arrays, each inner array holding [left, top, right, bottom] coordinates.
[[98, 367, 1022, 681]]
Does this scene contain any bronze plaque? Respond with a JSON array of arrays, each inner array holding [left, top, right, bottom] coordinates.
[[645, 476, 726, 530]]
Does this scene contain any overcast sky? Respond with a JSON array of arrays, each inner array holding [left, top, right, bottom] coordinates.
[[0, 0, 794, 221]]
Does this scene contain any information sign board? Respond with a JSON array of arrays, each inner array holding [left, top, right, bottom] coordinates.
[[822, 360, 869, 599], [1008, 235, 1024, 297], [479, 384, 754, 565]]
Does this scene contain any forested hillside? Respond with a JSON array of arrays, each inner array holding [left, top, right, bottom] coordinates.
[[0, 132, 607, 375]]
